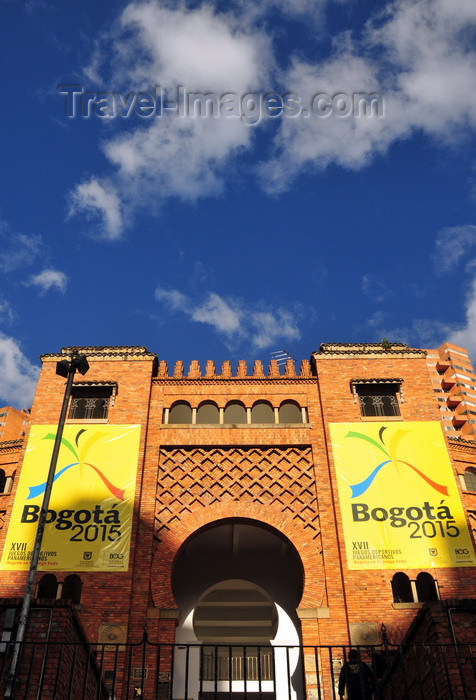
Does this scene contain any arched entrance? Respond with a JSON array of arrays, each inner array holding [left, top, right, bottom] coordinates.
[[171, 518, 305, 700]]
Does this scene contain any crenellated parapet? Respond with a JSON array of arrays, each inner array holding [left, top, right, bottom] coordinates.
[[156, 358, 312, 380]]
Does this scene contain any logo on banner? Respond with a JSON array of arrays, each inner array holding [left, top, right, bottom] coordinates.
[[345, 426, 449, 498], [27, 429, 126, 501], [329, 421, 476, 570], [0, 424, 140, 572]]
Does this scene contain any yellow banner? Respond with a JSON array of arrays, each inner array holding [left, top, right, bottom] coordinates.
[[1, 425, 140, 572], [329, 422, 476, 570]]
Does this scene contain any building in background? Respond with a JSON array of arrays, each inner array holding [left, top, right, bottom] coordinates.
[[425, 342, 476, 439], [0, 407, 29, 443], [0, 407, 29, 506], [0, 342, 475, 699]]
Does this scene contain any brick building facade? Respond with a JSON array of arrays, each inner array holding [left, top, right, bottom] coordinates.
[[0, 341, 475, 699], [0, 407, 29, 445]]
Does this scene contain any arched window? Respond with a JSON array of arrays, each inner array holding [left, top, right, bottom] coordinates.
[[251, 401, 274, 424], [37, 574, 57, 599], [463, 467, 476, 492], [196, 402, 220, 424], [62, 574, 82, 604], [169, 401, 192, 424], [279, 401, 302, 423], [224, 401, 247, 424], [416, 572, 438, 602], [0, 469, 6, 493], [391, 572, 412, 603]]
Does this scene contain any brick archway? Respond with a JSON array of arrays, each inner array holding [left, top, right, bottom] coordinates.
[[151, 501, 324, 609]]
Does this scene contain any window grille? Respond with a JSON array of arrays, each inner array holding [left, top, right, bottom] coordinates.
[[69, 386, 114, 420], [463, 468, 476, 492], [351, 380, 402, 417], [359, 393, 400, 417]]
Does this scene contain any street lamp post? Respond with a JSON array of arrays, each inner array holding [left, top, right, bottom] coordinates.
[[5, 352, 89, 698]]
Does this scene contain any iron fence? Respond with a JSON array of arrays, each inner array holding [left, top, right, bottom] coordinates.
[[0, 638, 474, 700]]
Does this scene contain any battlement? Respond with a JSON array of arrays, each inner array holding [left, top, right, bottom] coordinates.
[[156, 357, 312, 379]]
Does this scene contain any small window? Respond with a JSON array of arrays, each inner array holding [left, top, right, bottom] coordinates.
[[168, 402, 192, 424], [279, 401, 302, 423], [37, 574, 57, 599], [415, 572, 438, 602], [69, 386, 113, 420], [62, 574, 82, 604], [355, 384, 400, 417], [391, 572, 438, 603], [251, 401, 274, 424], [196, 402, 219, 424], [1, 473, 13, 494], [391, 572, 413, 603], [224, 401, 247, 424], [463, 467, 476, 492]]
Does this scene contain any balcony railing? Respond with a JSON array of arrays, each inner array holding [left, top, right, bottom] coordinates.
[[0, 638, 474, 700]]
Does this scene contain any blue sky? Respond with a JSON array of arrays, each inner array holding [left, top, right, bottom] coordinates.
[[1, 0, 476, 408]]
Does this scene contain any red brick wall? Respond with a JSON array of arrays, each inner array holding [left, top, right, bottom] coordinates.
[[0, 344, 475, 658], [0, 348, 157, 646], [313, 347, 476, 646]]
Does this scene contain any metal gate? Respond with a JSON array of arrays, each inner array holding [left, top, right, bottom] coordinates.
[[0, 638, 474, 700]]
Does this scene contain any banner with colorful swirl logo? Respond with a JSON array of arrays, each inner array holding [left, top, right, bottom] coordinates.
[[329, 421, 476, 570], [1, 425, 140, 571]]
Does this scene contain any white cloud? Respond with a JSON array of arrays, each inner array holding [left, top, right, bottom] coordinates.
[[155, 286, 191, 311], [69, 179, 123, 240], [69, 1, 272, 237], [260, 0, 476, 191], [0, 299, 14, 324], [0, 334, 39, 409], [249, 309, 300, 349], [0, 225, 42, 273], [361, 274, 391, 303], [259, 53, 387, 192], [155, 286, 301, 350], [433, 224, 476, 273], [236, 0, 331, 26], [28, 269, 68, 294], [103, 113, 252, 210], [191, 293, 243, 335], [114, 2, 271, 94], [69, 0, 476, 230]]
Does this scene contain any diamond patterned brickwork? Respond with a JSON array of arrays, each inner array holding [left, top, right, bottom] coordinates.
[[152, 444, 325, 610], [155, 446, 320, 545]]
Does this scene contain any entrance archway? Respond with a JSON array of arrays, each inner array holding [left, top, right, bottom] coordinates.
[[171, 518, 305, 700]]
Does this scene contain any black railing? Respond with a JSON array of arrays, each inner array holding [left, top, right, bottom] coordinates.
[[0, 639, 475, 699]]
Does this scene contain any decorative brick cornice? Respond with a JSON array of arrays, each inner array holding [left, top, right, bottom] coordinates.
[[350, 378, 404, 385], [154, 378, 315, 385], [448, 436, 476, 453], [0, 438, 24, 453], [41, 346, 157, 362], [313, 342, 426, 359]]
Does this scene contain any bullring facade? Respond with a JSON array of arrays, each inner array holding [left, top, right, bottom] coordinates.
[[0, 341, 475, 699]]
